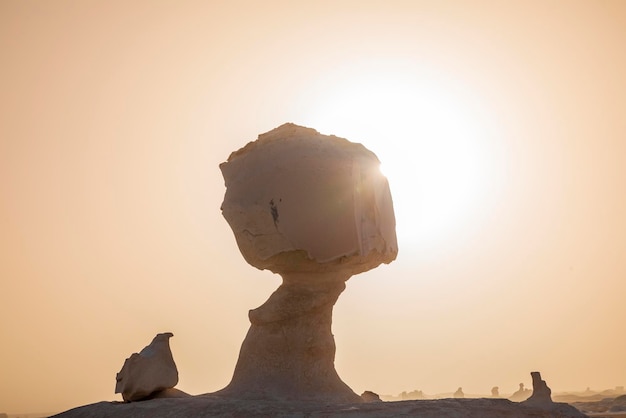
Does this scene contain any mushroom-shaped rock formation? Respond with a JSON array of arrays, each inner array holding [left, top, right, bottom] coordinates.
[[219, 123, 398, 402], [115, 332, 179, 402]]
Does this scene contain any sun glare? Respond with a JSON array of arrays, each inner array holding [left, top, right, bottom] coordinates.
[[302, 70, 494, 252]]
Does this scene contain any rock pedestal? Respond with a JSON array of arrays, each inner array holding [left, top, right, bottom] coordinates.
[[218, 274, 356, 401], [219, 123, 398, 401]]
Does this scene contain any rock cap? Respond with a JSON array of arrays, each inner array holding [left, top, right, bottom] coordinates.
[[220, 123, 397, 277]]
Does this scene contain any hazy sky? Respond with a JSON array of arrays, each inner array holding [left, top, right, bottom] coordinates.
[[2, 0, 625, 414]]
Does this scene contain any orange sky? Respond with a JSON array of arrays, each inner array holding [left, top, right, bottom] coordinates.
[[1, 0, 625, 414]]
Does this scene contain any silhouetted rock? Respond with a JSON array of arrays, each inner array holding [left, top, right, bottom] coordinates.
[[220, 123, 397, 275], [454, 387, 464, 398], [523, 371, 553, 407], [218, 123, 397, 402], [400, 389, 424, 400], [115, 332, 179, 402], [491, 386, 500, 397], [361, 390, 383, 402], [510, 382, 532, 401]]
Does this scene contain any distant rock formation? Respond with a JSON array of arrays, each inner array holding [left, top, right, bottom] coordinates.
[[218, 123, 397, 402], [115, 332, 179, 402], [400, 389, 424, 400], [510, 382, 532, 401], [361, 390, 383, 402], [523, 371, 553, 407], [491, 386, 499, 397], [453, 387, 464, 398]]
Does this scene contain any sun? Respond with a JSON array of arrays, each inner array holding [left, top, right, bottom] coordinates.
[[300, 70, 494, 253]]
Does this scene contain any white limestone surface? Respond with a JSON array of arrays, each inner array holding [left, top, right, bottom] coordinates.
[[220, 123, 397, 276], [114, 332, 179, 402]]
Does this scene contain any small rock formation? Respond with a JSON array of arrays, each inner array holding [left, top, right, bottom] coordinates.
[[219, 123, 397, 402], [115, 332, 179, 402], [401, 389, 424, 400], [523, 371, 553, 407], [491, 386, 499, 397], [510, 382, 532, 401], [361, 390, 383, 403], [453, 387, 464, 398]]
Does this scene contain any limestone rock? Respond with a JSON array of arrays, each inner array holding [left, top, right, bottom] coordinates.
[[523, 371, 553, 407], [510, 382, 532, 402], [220, 123, 397, 276], [217, 124, 398, 402], [218, 278, 361, 402], [361, 390, 383, 402], [115, 332, 179, 402], [149, 387, 192, 400]]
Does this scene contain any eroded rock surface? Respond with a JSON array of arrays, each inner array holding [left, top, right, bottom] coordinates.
[[523, 371, 553, 407], [361, 390, 383, 403], [115, 332, 179, 402], [510, 382, 532, 401], [220, 123, 397, 276]]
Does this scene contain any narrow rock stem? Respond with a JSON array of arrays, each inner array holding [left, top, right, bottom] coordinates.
[[219, 273, 361, 402]]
